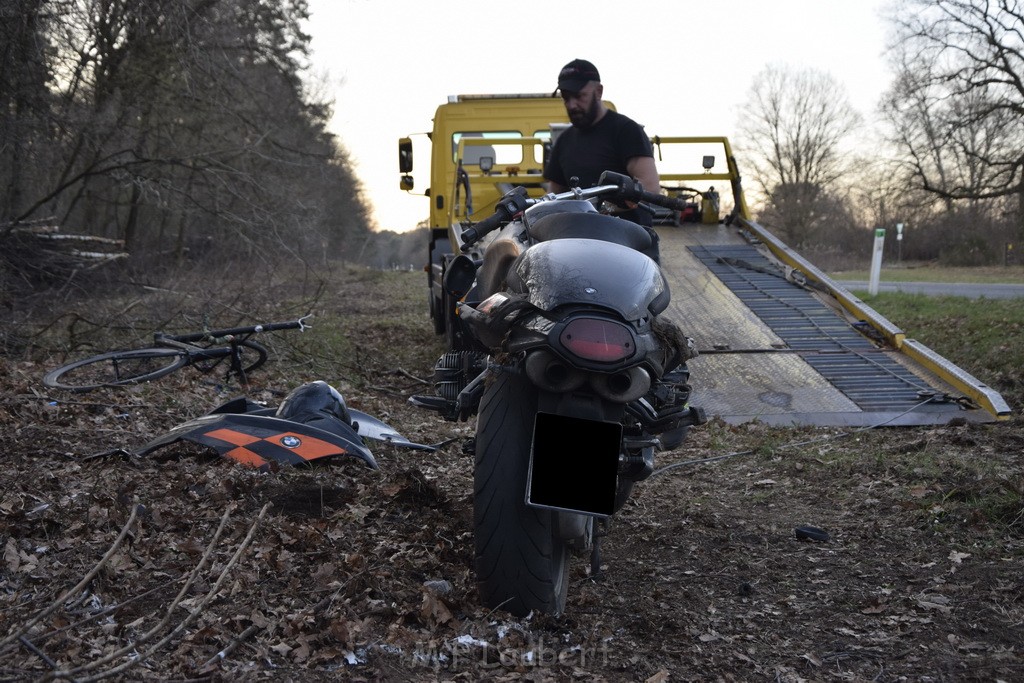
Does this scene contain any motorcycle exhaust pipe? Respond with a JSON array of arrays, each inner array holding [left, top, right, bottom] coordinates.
[[590, 366, 651, 403], [525, 350, 586, 392]]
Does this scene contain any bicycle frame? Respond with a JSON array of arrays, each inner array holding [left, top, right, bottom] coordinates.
[[153, 336, 260, 382], [43, 315, 313, 392], [154, 315, 312, 347]]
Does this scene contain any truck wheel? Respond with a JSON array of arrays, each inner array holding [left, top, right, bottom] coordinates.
[[474, 369, 569, 616]]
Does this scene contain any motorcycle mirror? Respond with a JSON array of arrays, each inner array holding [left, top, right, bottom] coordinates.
[[443, 254, 478, 299]]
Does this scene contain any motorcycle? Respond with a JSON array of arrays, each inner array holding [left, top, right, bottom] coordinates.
[[411, 172, 706, 616]]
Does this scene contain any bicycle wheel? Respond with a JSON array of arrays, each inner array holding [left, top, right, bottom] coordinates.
[[191, 340, 268, 380], [43, 348, 189, 392]]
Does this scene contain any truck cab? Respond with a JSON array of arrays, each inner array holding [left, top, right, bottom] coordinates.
[[399, 94, 573, 341]]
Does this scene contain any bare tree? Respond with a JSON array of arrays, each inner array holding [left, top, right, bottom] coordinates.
[[1, 0, 371, 280], [883, 0, 1024, 243], [0, 0, 54, 227], [736, 65, 862, 248]]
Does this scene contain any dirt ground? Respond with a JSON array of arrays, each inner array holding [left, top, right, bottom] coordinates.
[[1, 265, 1022, 682]]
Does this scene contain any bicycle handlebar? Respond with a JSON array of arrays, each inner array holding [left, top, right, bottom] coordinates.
[[156, 314, 313, 344], [254, 314, 313, 334]]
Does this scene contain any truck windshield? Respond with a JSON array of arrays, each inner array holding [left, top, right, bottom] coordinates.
[[452, 132, 523, 166]]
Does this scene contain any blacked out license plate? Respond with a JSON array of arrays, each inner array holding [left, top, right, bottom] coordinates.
[[527, 412, 621, 517]]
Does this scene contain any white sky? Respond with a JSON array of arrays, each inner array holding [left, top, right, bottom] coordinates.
[[303, 0, 893, 233]]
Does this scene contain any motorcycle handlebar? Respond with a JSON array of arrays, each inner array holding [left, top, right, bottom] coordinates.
[[460, 186, 530, 251], [460, 172, 690, 252], [597, 171, 689, 211], [459, 212, 502, 250]]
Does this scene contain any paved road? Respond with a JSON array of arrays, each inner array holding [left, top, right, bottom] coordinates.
[[836, 280, 1024, 299]]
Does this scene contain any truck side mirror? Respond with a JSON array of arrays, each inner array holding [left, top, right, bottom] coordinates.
[[400, 175, 414, 191], [702, 155, 715, 171], [479, 156, 494, 174], [399, 137, 413, 173]]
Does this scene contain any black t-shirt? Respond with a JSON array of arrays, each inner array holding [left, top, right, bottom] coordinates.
[[545, 109, 654, 191]]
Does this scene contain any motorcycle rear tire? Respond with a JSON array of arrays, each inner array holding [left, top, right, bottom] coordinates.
[[474, 369, 569, 616]]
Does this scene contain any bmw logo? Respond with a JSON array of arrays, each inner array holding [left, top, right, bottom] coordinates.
[[280, 435, 302, 448]]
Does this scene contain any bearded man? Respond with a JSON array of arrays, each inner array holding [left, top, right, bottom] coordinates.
[[544, 59, 661, 227]]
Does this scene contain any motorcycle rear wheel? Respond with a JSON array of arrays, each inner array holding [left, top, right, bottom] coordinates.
[[474, 369, 569, 616]]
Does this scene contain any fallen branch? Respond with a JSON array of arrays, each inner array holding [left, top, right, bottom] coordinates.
[[366, 385, 412, 398], [0, 504, 142, 652], [47, 505, 236, 680], [19, 636, 59, 671], [71, 503, 272, 682], [198, 624, 260, 673], [393, 368, 430, 385], [32, 576, 187, 645]]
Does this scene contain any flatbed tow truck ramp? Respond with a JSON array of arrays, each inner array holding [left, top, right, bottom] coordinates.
[[659, 221, 1009, 427]]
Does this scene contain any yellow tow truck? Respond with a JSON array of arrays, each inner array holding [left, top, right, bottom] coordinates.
[[399, 93, 1010, 427]]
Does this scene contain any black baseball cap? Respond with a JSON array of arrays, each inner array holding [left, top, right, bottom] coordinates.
[[557, 59, 600, 92]]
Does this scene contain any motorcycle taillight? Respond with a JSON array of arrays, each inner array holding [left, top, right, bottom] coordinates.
[[558, 318, 635, 362]]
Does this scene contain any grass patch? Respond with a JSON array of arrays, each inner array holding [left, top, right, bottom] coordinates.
[[283, 268, 445, 390], [829, 264, 1024, 283], [864, 293, 1024, 409]]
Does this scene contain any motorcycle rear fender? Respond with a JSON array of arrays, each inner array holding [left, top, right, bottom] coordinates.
[[535, 385, 627, 422], [506, 238, 669, 321]]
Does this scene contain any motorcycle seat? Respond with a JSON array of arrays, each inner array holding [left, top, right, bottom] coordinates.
[[522, 199, 597, 227], [526, 211, 653, 253]]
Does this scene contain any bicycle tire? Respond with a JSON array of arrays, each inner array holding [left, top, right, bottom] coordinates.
[[190, 339, 268, 380], [43, 348, 190, 392]]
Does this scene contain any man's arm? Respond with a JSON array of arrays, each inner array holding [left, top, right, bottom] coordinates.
[[626, 155, 661, 194]]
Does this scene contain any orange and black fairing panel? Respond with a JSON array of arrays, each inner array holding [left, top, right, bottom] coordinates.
[[135, 413, 377, 470]]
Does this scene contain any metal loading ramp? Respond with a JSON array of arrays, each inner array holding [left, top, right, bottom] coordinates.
[[657, 224, 1006, 427]]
